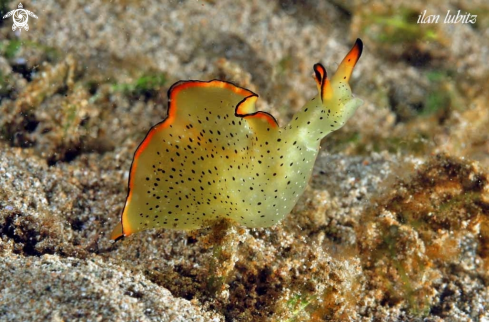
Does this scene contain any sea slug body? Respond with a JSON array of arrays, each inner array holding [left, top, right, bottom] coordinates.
[[111, 39, 363, 240]]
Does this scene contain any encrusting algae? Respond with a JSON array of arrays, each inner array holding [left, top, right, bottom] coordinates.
[[111, 39, 363, 239], [357, 154, 489, 316]]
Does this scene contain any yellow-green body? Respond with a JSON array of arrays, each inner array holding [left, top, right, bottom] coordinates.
[[111, 39, 363, 239]]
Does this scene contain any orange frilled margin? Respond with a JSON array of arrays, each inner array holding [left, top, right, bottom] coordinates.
[[111, 79, 278, 240]]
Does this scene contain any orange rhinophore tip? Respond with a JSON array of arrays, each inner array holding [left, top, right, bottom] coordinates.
[[333, 38, 363, 84], [313, 63, 332, 102]]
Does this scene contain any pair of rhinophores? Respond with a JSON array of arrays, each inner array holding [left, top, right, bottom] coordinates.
[[111, 39, 363, 240]]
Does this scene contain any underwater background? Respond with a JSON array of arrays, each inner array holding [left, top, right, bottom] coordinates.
[[0, 0, 488, 321]]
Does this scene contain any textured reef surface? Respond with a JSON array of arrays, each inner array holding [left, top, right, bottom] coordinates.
[[0, 0, 488, 321]]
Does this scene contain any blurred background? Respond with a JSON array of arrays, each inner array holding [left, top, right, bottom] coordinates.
[[1, 0, 488, 165]]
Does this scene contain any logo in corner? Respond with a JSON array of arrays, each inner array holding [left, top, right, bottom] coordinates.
[[2, 3, 38, 32]]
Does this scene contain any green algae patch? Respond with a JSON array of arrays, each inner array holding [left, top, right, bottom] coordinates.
[[369, 10, 438, 44], [0, 39, 60, 61], [422, 70, 464, 116], [111, 72, 167, 97]]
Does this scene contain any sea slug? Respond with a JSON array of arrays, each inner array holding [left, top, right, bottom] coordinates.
[[111, 39, 363, 239]]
